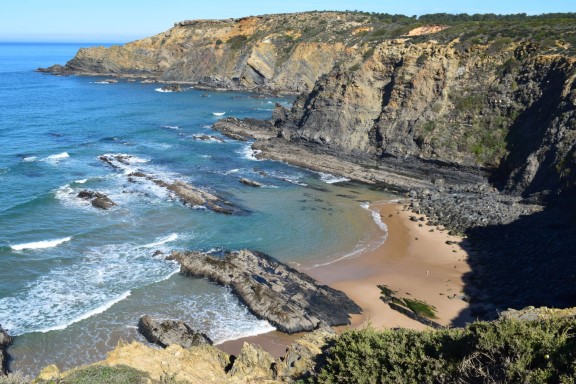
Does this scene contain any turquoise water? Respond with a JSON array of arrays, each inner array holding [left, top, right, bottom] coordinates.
[[0, 43, 390, 374]]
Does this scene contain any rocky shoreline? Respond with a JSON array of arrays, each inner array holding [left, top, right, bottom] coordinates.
[[0, 324, 11, 376], [210, 116, 576, 320], [168, 249, 362, 333], [213, 117, 488, 192], [99, 154, 239, 214]]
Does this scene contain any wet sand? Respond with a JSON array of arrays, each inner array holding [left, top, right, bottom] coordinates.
[[218, 201, 472, 357]]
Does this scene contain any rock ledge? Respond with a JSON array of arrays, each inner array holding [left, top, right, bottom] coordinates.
[[168, 249, 362, 333]]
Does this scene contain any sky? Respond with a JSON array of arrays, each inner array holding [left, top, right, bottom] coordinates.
[[1, 0, 574, 43]]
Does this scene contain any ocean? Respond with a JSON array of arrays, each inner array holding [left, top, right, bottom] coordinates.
[[0, 42, 390, 375]]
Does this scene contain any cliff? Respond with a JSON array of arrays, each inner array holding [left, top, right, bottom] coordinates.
[[274, 38, 576, 201], [42, 12, 371, 93], [42, 13, 576, 199]]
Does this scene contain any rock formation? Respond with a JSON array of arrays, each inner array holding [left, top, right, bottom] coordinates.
[[99, 154, 238, 214], [160, 84, 182, 92], [168, 249, 362, 333], [0, 324, 11, 376], [77, 190, 116, 210], [138, 315, 213, 348], [39, 12, 365, 93], [239, 177, 262, 187], [37, 327, 335, 383]]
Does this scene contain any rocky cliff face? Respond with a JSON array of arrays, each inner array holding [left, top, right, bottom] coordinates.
[[275, 39, 576, 200], [45, 13, 576, 200], [45, 13, 369, 93], [37, 328, 335, 383], [0, 324, 11, 376]]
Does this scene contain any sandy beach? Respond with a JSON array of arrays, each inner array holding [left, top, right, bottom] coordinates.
[[218, 200, 472, 357]]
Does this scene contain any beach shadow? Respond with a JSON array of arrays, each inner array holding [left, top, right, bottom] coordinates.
[[451, 200, 576, 326]]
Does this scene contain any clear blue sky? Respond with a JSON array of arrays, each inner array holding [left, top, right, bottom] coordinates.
[[1, 0, 574, 43]]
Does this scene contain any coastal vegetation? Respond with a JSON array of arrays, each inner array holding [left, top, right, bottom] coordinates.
[[7, 315, 575, 383], [316, 317, 576, 383]]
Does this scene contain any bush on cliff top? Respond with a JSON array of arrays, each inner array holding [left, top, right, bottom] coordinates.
[[315, 317, 576, 383], [35, 365, 149, 384]]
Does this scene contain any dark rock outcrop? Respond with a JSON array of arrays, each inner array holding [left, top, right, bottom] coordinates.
[[168, 249, 362, 333], [160, 84, 182, 92], [77, 190, 116, 210], [405, 185, 543, 235], [138, 315, 212, 348], [239, 178, 262, 187], [99, 154, 238, 214], [0, 324, 12, 375]]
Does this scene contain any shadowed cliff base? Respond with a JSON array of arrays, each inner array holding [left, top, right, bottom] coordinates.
[[458, 202, 576, 322]]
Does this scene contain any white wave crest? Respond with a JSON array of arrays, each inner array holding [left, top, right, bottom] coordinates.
[[43, 152, 70, 163], [155, 88, 173, 93], [0, 233, 183, 335], [212, 112, 226, 116], [22, 156, 37, 162], [361, 202, 388, 232], [143, 233, 179, 248], [237, 145, 262, 161], [318, 172, 350, 184], [11, 237, 72, 251], [162, 125, 180, 130], [35, 291, 132, 333]]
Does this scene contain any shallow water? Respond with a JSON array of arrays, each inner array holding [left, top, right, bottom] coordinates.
[[0, 42, 391, 375]]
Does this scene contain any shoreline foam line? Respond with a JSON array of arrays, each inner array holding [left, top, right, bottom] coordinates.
[[11, 236, 72, 251], [307, 202, 389, 269], [143, 233, 179, 248], [213, 321, 277, 345], [33, 290, 132, 334]]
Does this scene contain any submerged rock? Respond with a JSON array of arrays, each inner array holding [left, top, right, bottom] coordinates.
[[0, 324, 12, 375], [239, 178, 262, 187], [99, 154, 238, 214], [77, 190, 116, 210], [138, 315, 212, 348], [168, 249, 362, 333], [160, 84, 182, 92]]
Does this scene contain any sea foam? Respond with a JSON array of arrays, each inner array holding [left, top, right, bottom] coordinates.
[[237, 144, 262, 161], [35, 291, 132, 333], [318, 172, 350, 184], [43, 152, 70, 163], [11, 236, 72, 251], [0, 233, 183, 335]]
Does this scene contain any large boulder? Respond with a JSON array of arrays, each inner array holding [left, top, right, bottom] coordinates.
[[168, 249, 362, 333], [138, 315, 212, 349], [77, 190, 116, 210], [275, 326, 336, 381], [228, 343, 275, 381]]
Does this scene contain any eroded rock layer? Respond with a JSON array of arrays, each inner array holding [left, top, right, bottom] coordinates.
[[168, 249, 362, 333]]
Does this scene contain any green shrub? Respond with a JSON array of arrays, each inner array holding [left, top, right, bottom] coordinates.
[[36, 365, 149, 384], [362, 47, 375, 61], [349, 63, 361, 72], [315, 318, 576, 383], [226, 35, 248, 50]]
